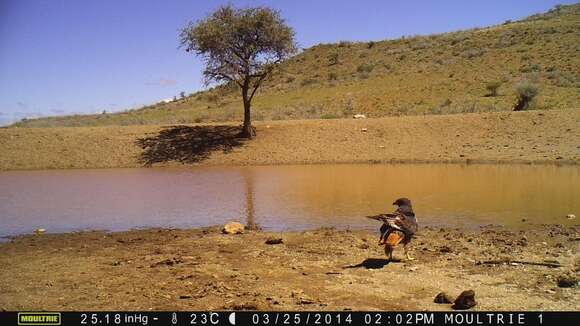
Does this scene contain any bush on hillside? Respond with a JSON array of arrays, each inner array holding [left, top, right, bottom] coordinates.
[[514, 81, 539, 111], [338, 41, 351, 48], [300, 78, 318, 86], [464, 48, 486, 59], [357, 63, 374, 73], [485, 81, 502, 97], [327, 52, 339, 65]]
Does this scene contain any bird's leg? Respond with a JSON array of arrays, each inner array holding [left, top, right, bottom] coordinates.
[[404, 244, 415, 261], [384, 245, 393, 261]]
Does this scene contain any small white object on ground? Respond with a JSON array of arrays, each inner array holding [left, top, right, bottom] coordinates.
[[222, 221, 245, 234], [353, 114, 366, 119]]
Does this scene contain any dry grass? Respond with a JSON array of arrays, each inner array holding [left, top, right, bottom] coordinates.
[[1, 110, 578, 170]]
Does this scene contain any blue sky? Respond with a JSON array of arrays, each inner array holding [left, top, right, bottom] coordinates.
[[0, 0, 575, 125]]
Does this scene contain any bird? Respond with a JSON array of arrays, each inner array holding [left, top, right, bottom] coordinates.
[[366, 197, 418, 261]]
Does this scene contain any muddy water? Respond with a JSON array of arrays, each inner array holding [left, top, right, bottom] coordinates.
[[0, 164, 578, 237]]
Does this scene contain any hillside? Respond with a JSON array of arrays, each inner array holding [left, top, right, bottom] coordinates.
[[11, 4, 580, 128]]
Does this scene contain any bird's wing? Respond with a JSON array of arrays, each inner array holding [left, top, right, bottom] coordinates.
[[367, 214, 404, 231], [366, 213, 398, 221], [393, 214, 418, 235]]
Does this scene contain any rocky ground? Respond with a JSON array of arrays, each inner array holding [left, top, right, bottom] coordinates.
[[0, 224, 578, 311]]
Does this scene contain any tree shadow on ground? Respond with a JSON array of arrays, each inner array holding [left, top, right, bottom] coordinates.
[[136, 125, 246, 166], [344, 258, 401, 269]]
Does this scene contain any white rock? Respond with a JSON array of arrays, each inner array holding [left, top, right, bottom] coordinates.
[[35, 228, 46, 235], [222, 222, 245, 234], [353, 114, 366, 119], [566, 214, 575, 219]]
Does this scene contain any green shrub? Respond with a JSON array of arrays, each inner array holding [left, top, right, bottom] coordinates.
[[485, 81, 502, 97], [464, 48, 486, 59], [300, 78, 318, 86], [514, 81, 539, 111], [520, 63, 540, 73], [356, 63, 374, 73], [327, 52, 339, 65], [205, 93, 219, 102], [338, 41, 351, 48], [320, 113, 338, 119]]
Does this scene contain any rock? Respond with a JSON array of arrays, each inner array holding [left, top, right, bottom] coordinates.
[[222, 222, 245, 234], [231, 302, 259, 310], [265, 238, 283, 245], [361, 128, 368, 132], [439, 246, 452, 253], [557, 275, 577, 288], [150, 257, 183, 267], [452, 290, 477, 310], [292, 291, 315, 305], [566, 214, 576, 220], [179, 295, 192, 299], [358, 243, 369, 249], [434, 292, 454, 304], [34, 228, 46, 235], [353, 114, 366, 119]]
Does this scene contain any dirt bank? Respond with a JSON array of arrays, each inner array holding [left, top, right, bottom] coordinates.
[[1, 110, 579, 171], [0, 225, 578, 311]]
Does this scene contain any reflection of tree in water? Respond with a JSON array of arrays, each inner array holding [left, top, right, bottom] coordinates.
[[242, 168, 259, 230]]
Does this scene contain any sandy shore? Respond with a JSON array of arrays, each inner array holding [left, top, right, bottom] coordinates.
[[1, 110, 579, 171], [0, 225, 578, 311]]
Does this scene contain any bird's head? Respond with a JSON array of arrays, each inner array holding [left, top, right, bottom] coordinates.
[[392, 197, 412, 207]]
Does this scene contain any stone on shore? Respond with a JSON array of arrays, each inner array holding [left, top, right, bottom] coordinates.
[[222, 222, 245, 234], [265, 238, 283, 245], [557, 275, 577, 288], [434, 292, 454, 304], [452, 290, 477, 310]]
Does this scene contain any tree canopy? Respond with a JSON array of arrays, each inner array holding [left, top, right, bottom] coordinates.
[[180, 5, 297, 137]]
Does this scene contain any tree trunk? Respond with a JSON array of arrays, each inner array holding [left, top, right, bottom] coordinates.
[[240, 84, 255, 138]]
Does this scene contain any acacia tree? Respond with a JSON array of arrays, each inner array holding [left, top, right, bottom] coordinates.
[[180, 5, 296, 138]]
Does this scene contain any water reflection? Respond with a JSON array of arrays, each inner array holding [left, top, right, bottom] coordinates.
[[242, 168, 257, 230], [0, 164, 578, 237]]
